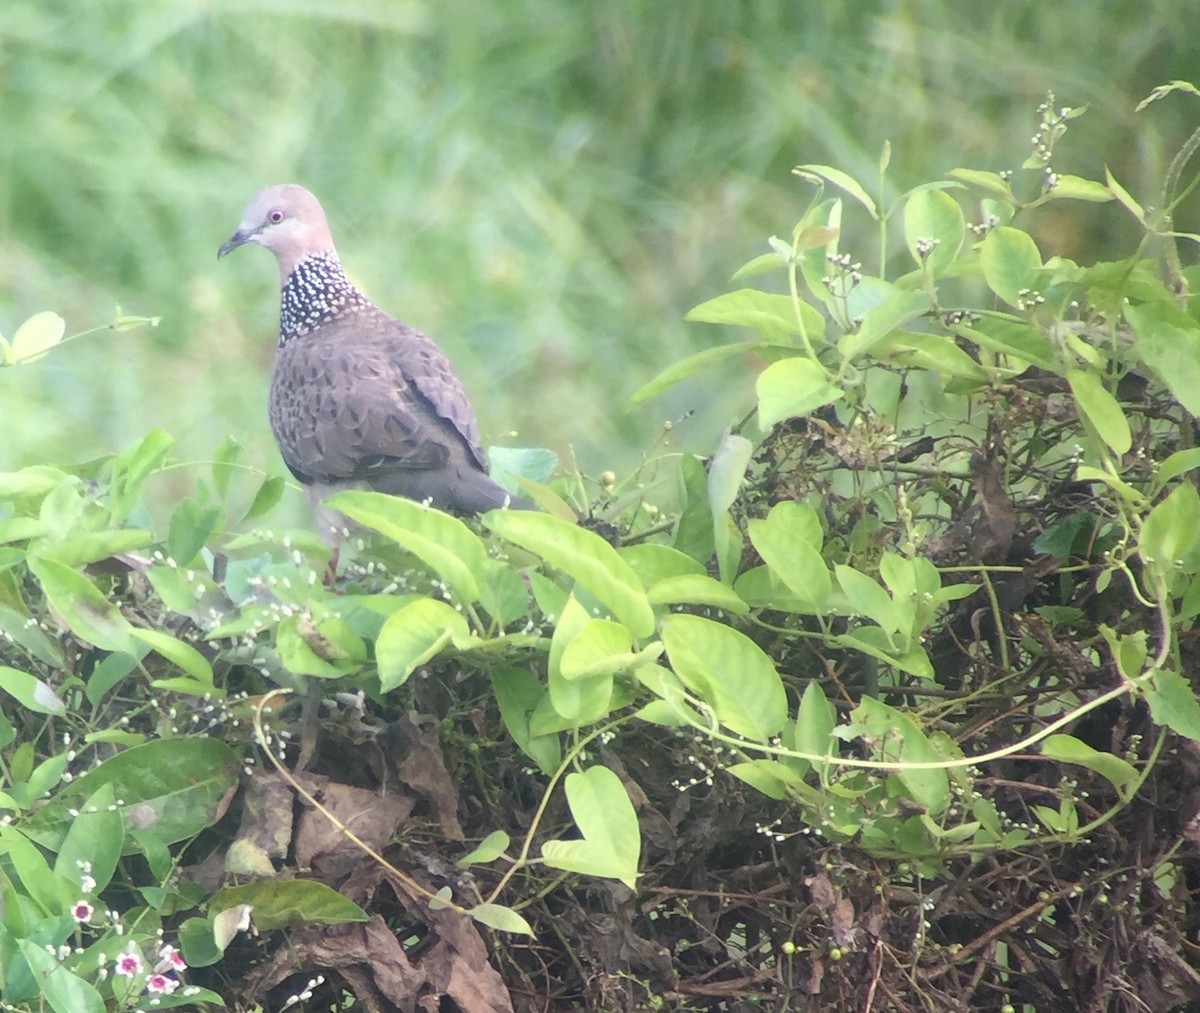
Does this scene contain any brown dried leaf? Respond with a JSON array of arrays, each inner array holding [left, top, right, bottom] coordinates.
[[234, 770, 294, 861], [295, 777, 414, 880], [805, 871, 838, 911], [388, 712, 465, 841], [969, 451, 1016, 563]]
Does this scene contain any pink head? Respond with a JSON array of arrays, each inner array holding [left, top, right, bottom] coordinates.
[[218, 184, 337, 281]]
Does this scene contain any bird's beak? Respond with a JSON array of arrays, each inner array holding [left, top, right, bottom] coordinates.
[[217, 228, 253, 259]]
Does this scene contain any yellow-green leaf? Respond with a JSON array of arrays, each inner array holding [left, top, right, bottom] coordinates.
[[328, 491, 486, 602], [375, 597, 471, 691], [485, 511, 656, 638], [1067, 368, 1131, 454], [8, 311, 66, 364], [755, 357, 842, 429]]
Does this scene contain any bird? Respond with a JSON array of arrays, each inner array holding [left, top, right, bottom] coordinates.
[[218, 184, 533, 560]]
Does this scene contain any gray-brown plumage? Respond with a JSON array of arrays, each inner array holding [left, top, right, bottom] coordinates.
[[218, 184, 531, 541]]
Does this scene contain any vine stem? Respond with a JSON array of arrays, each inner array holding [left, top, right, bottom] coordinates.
[[483, 717, 623, 905], [251, 689, 469, 915], [673, 679, 1135, 773]]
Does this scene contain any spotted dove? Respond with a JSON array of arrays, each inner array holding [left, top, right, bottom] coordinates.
[[218, 184, 532, 544]]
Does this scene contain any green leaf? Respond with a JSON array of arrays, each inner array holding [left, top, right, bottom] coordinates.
[[131, 628, 214, 685], [3, 751, 66, 810], [755, 357, 843, 428], [1040, 734, 1138, 801], [469, 903, 534, 935], [329, 490, 487, 602], [871, 331, 988, 382], [489, 445, 559, 486], [1155, 448, 1200, 488], [276, 613, 366, 679], [957, 316, 1057, 372], [979, 226, 1043, 306], [1105, 167, 1145, 223], [478, 558, 532, 626], [166, 500, 223, 567], [17, 942, 104, 1013], [835, 564, 897, 633], [731, 250, 787, 280], [660, 613, 786, 740], [244, 474, 286, 520], [1143, 669, 1200, 740], [541, 765, 641, 889], [491, 665, 562, 774], [546, 596, 614, 725], [620, 543, 705, 583], [793, 680, 837, 776], [1126, 301, 1200, 417], [644, 573, 749, 614], [904, 188, 965, 276], [211, 879, 369, 930], [835, 626, 934, 679], [1032, 174, 1114, 204], [22, 738, 241, 851], [37, 528, 155, 569], [37, 475, 89, 541], [459, 830, 511, 866], [673, 453, 715, 563], [27, 556, 137, 653], [7, 311, 66, 364], [712, 512, 742, 593], [798, 199, 844, 310], [1032, 801, 1078, 835], [211, 435, 243, 498], [178, 916, 226, 967], [734, 565, 821, 614], [0, 465, 68, 500], [839, 289, 931, 361], [485, 511, 656, 638], [1067, 368, 1131, 454], [559, 617, 638, 680], [375, 597, 472, 691], [747, 501, 832, 609], [627, 341, 765, 405], [851, 697, 950, 814], [685, 288, 823, 341], [947, 168, 1015, 200], [0, 516, 48, 544], [55, 783, 123, 892], [1139, 482, 1200, 578], [727, 759, 804, 799], [707, 431, 753, 517], [1, 823, 75, 912], [794, 163, 878, 217], [0, 665, 66, 715], [110, 428, 174, 518], [1137, 80, 1200, 110], [1034, 511, 1100, 560]]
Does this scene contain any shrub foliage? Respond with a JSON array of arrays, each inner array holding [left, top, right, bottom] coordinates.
[[2, 93, 1200, 1012]]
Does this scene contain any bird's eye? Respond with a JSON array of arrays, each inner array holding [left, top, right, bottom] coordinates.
[[268, 209, 285, 224]]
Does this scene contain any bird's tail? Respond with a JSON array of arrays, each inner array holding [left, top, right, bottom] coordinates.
[[374, 465, 536, 515]]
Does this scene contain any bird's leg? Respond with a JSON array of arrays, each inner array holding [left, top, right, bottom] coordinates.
[[323, 545, 340, 587], [294, 677, 323, 772]]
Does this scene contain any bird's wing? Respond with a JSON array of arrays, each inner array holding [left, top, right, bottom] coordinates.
[[388, 324, 489, 470], [270, 322, 487, 485]]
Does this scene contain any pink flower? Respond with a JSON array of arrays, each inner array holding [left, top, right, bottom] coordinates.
[[146, 973, 179, 994], [71, 901, 94, 923], [156, 944, 187, 972], [114, 952, 143, 977]]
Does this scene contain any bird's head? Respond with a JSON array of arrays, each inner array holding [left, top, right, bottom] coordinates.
[[218, 184, 336, 279]]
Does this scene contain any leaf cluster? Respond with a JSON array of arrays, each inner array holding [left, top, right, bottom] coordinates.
[[3, 93, 1200, 1011]]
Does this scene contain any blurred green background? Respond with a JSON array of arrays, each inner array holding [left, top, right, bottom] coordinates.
[[1, 0, 1196, 524]]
